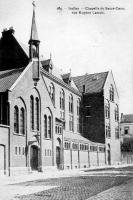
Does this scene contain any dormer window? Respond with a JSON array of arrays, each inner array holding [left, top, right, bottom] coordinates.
[[41, 59, 53, 73], [62, 73, 71, 85]]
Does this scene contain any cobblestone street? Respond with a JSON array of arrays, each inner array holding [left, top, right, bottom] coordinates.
[[17, 176, 132, 200], [15, 166, 133, 200], [1, 166, 133, 200]]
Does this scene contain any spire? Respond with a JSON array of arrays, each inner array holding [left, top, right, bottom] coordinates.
[[30, 1, 39, 42]]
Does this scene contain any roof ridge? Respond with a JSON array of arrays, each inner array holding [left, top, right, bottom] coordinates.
[[0, 68, 24, 79]]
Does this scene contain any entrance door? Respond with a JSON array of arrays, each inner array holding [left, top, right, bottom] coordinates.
[[56, 147, 61, 169], [0, 145, 5, 174], [30, 146, 38, 170]]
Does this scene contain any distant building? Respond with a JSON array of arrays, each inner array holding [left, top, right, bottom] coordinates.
[[120, 114, 133, 164], [0, 5, 120, 175], [120, 114, 133, 141]]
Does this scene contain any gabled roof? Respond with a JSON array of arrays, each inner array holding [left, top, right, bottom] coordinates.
[[73, 71, 109, 94], [0, 68, 24, 92], [121, 114, 133, 123]]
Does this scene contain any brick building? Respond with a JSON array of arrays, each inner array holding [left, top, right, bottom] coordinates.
[[0, 6, 120, 175]]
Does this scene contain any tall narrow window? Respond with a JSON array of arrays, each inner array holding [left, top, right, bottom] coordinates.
[[77, 99, 80, 132], [115, 104, 119, 122], [77, 99, 80, 116], [49, 83, 55, 104], [20, 108, 25, 135], [44, 115, 47, 138], [106, 124, 111, 138], [60, 89, 65, 120], [48, 116, 51, 138], [35, 97, 39, 130], [69, 94, 73, 113], [105, 100, 110, 118], [110, 84, 114, 101], [30, 96, 34, 130], [69, 94, 74, 131], [14, 106, 19, 133]]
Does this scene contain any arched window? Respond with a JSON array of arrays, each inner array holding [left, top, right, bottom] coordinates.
[[30, 96, 34, 130], [77, 99, 80, 116], [105, 100, 110, 118], [60, 89, 65, 110], [115, 104, 119, 122], [69, 94, 74, 131], [48, 116, 51, 138], [69, 94, 73, 113], [44, 115, 47, 138], [110, 84, 114, 101], [35, 97, 39, 130], [14, 106, 19, 133], [60, 89, 65, 120], [49, 83, 55, 104], [20, 108, 25, 135]]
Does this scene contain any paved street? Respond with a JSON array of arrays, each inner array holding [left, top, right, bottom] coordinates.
[[1, 166, 133, 200]]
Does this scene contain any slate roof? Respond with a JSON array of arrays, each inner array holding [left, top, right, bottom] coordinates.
[[64, 132, 104, 145], [0, 68, 24, 92], [73, 71, 109, 94], [121, 114, 133, 123]]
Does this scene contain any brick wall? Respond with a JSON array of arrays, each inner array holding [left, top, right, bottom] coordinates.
[[82, 92, 105, 144]]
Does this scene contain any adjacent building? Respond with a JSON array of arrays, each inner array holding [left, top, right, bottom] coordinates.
[[0, 6, 120, 175], [120, 114, 133, 141]]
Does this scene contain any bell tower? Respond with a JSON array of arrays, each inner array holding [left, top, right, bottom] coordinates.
[[29, 1, 40, 60]]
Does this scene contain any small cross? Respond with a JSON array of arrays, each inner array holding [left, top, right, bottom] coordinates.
[[32, 1, 36, 8]]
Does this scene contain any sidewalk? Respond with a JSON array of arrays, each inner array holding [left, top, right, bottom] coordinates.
[[1, 163, 133, 185]]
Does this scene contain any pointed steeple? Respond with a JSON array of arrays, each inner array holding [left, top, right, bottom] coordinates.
[[29, 1, 40, 84], [29, 1, 40, 60], [30, 2, 39, 42]]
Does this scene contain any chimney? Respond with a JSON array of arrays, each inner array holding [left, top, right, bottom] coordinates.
[[2, 27, 15, 38]]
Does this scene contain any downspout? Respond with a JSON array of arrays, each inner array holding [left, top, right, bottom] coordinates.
[[7, 100, 11, 176]]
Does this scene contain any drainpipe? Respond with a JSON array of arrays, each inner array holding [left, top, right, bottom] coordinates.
[[62, 127, 64, 170], [7, 101, 10, 176], [88, 145, 90, 168], [97, 145, 99, 166]]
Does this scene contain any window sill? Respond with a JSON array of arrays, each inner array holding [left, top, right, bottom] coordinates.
[[43, 138, 52, 140], [30, 129, 40, 133], [13, 133, 26, 137]]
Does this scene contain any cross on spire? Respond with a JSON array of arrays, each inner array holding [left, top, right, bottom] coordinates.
[[32, 1, 36, 8]]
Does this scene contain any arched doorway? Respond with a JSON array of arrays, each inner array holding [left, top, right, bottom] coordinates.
[[107, 144, 111, 165], [30, 145, 38, 170], [56, 138, 61, 169]]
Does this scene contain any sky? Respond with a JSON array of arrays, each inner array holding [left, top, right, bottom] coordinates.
[[0, 0, 133, 114]]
